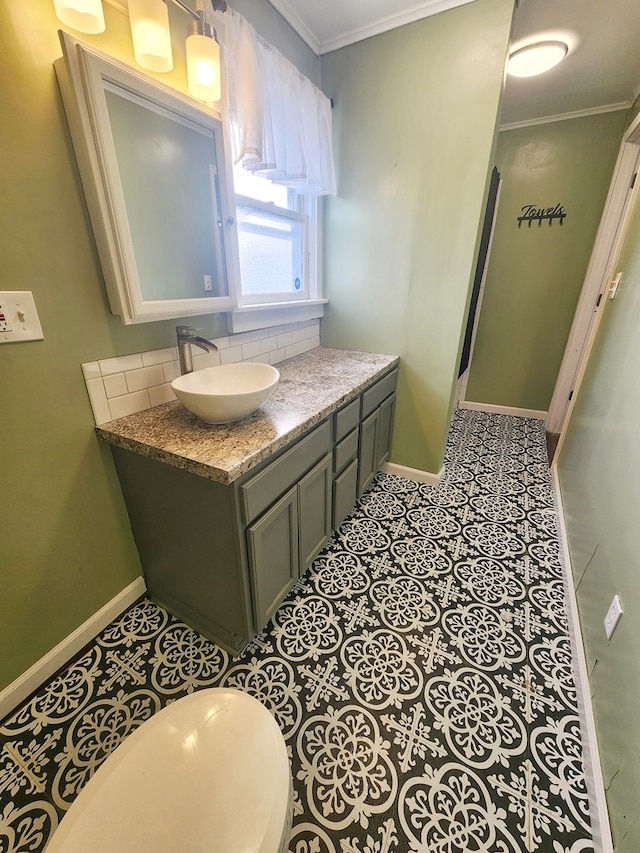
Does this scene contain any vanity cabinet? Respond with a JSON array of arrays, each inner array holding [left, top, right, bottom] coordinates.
[[109, 366, 397, 655]]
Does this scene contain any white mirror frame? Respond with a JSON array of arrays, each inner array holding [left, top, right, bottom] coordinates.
[[55, 32, 240, 324]]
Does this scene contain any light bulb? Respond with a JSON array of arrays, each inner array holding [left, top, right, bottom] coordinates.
[[128, 0, 173, 73], [53, 0, 105, 34], [186, 32, 221, 103], [507, 41, 568, 78]]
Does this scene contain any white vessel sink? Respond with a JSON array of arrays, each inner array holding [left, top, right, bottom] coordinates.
[[171, 363, 279, 424]]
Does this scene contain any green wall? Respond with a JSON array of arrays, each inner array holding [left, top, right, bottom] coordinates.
[[465, 111, 626, 411], [557, 127, 640, 850], [0, 0, 317, 692], [320, 0, 514, 475]]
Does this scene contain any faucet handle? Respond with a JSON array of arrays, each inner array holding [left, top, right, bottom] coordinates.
[[176, 325, 197, 336]]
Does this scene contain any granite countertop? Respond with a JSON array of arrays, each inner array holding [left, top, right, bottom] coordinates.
[[97, 347, 399, 485]]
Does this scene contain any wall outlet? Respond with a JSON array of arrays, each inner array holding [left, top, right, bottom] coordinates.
[[203, 275, 212, 292], [604, 594, 623, 639]]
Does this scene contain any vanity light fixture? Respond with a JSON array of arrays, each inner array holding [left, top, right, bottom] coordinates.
[[507, 40, 568, 78], [128, 0, 173, 73], [53, 0, 105, 34], [185, 10, 222, 103], [53, 0, 227, 102]]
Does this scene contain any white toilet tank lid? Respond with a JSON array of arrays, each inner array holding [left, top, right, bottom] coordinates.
[[46, 688, 291, 853]]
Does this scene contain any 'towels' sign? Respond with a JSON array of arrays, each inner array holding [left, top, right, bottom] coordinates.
[[517, 203, 567, 228]]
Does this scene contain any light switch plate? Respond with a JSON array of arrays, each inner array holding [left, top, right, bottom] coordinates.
[[604, 594, 623, 639], [0, 291, 44, 342], [609, 272, 623, 300]]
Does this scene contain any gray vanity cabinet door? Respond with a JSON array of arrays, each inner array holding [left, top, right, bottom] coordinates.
[[376, 394, 396, 469], [358, 392, 396, 496], [246, 486, 299, 629], [299, 452, 333, 569], [358, 409, 379, 495]]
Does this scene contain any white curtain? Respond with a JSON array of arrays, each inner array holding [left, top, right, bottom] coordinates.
[[216, 8, 336, 196]]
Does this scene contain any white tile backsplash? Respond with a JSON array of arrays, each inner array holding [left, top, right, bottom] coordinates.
[[162, 360, 181, 383], [126, 365, 165, 393], [149, 383, 176, 407], [82, 320, 320, 425], [277, 332, 293, 349], [99, 353, 144, 376], [108, 389, 151, 420], [85, 377, 111, 425], [260, 337, 277, 355], [141, 347, 178, 367], [219, 344, 244, 365], [241, 340, 262, 360], [82, 361, 101, 381], [191, 350, 221, 372], [291, 326, 310, 344], [103, 373, 128, 398]]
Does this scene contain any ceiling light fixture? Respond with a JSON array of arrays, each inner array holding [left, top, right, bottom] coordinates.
[[507, 40, 568, 78], [53, 0, 227, 103]]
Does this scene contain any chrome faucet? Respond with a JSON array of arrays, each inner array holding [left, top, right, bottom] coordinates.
[[176, 325, 219, 375]]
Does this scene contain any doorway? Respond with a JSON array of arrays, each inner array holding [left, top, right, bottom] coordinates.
[[548, 112, 640, 453], [457, 110, 637, 441]]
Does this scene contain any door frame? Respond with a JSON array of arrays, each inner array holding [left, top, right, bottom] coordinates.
[[547, 111, 640, 438], [455, 172, 503, 406]]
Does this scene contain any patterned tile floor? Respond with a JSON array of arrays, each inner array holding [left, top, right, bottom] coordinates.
[[0, 409, 594, 852]]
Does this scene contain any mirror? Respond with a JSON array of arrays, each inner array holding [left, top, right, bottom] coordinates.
[[55, 32, 238, 324]]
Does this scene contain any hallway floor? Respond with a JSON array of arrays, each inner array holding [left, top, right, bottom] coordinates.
[[1, 410, 594, 852]]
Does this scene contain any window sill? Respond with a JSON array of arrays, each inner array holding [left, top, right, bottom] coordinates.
[[226, 299, 328, 334]]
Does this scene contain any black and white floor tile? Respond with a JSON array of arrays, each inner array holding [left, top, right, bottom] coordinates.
[[0, 409, 594, 852]]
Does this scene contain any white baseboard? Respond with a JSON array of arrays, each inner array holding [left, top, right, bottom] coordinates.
[[382, 461, 444, 487], [458, 400, 547, 420], [551, 468, 613, 853], [0, 576, 147, 722]]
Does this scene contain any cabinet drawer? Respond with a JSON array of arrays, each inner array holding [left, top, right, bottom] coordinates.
[[240, 419, 332, 524], [334, 398, 360, 441], [361, 368, 398, 418], [334, 427, 359, 474]]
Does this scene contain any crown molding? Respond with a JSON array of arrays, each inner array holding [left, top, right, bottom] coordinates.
[[500, 101, 632, 132], [267, 0, 321, 54], [268, 0, 477, 56]]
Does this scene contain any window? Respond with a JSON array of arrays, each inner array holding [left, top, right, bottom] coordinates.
[[234, 166, 304, 303], [219, 9, 335, 331], [232, 164, 319, 308]]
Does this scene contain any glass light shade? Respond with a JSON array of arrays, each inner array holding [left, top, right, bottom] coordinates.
[[507, 41, 568, 78], [53, 0, 105, 34], [186, 34, 221, 103], [128, 0, 173, 73]]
